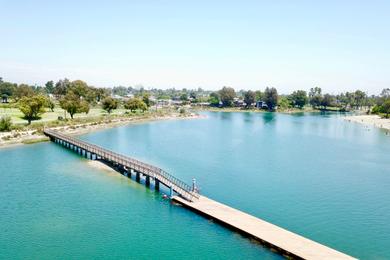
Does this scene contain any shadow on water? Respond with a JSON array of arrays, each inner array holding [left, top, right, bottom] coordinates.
[[262, 112, 276, 125], [219, 112, 233, 120], [243, 112, 254, 123]]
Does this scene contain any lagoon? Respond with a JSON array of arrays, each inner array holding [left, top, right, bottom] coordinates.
[[1, 112, 390, 259]]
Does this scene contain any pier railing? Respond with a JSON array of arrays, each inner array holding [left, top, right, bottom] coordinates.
[[44, 129, 199, 201]]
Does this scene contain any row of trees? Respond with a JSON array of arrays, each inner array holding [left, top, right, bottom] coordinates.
[[0, 78, 150, 125], [2, 76, 390, 118], [206, 86, 387, 112], [372, 89, 390, 118], [210, 87, 294, 111]]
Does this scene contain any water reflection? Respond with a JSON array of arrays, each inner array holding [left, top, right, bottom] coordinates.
[[262, 112, 276, 125]]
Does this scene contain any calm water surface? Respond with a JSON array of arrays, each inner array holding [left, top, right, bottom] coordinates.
[[1, 112, 390, 259]]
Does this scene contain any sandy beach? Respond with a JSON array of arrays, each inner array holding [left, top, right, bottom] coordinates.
[[344, 115, 390, 131], [0, 113, 203, 149]]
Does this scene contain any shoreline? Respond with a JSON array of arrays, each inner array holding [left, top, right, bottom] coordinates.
[[0, 113, 203, 149], [344, 115, 390, 131], [193, 107, 342, 114]]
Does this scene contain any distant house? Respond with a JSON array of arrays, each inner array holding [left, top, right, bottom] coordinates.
[[1, 94, 8, 103], [156, 99, 170, 107], [171, 100, 183, 106], [256, 101, 268, 109], [233, 98, 244, 107], [111, 94, 132, 101], [192, 102, 210, 107]]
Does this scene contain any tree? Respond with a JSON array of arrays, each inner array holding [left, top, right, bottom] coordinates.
[[290, 90, 308, 109], [47, 99, 55, 112], [209, 92, 220, 106], [377, 88, 390, 107], [219, 87, 235, 107], [381, 88, 390, 99], [124, 98, 147, 112], [94, 88, 109, 103], [59, 92, 89, 119], [112, 86, 129, 96], [189, 91, 197, 100], [321, 94, 334, 109], [354, 90, 366, 109], [264, 87, 278, 110], [255, 90, 263, 101], [69, 80, 89, 98], [180, 93, 188, 102], [102, 97, 118, 114], [278, 96, 293, 110], [382, 99, 390, 118], [14, 84, 34, 100], [243, 90, 256, 108], [45, 81, 54, 94], [84, 88, 98, 104], [0, 82, 16, 98], [53, 78, 71, 97], [309, 87, 322, 108], [18, 95, 47, 124], [142, 93, 151, 107]]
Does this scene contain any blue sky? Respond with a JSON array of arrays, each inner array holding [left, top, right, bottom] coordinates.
[[1, 0, 389, 94]]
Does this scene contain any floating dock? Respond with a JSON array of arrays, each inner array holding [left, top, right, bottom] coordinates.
[[173, 195, 356, 260]]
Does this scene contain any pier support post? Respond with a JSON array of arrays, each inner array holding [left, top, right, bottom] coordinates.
[[169, 186, 173, 198], [145, 176, 150, 186], [155, 180, 160, 191], [136, 171, 140, 182]]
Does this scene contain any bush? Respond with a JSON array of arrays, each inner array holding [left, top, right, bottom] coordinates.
[[124, 98, 147, 112], [371, 105, 382, 114], [0, 116, 12, 131], [179, 108, 186, 114]]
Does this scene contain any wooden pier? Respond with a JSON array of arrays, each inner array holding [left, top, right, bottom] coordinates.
[[44, 129, 199, 202], [45, 129, 356, 259], [173, 195, 355, 260]]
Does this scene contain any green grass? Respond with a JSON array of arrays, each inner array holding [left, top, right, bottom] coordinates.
[[0, 104, 178, 133], [0, 106, 131, 125]]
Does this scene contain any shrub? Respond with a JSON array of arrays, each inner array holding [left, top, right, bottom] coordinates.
[[179, 108, 186, 114], [0, 116, 12, 131], [371, 105, 382, 114]]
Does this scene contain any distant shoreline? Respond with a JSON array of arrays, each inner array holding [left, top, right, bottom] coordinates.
[[193, 106, 341, 114], [344, 115, 390, 131]]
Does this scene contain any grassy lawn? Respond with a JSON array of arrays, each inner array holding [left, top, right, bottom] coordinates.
[[0, 106, 130, 125]]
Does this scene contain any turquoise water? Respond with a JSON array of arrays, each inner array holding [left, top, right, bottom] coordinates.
[[1, 112, 390, 259]]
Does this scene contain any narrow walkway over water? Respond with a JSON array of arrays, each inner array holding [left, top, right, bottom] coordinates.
[[44, 129, 355, 259], [44, 129, 199, 202], [173, 196, 355, 260]]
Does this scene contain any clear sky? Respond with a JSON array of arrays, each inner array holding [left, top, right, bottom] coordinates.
[[1, 0, 389, 94]]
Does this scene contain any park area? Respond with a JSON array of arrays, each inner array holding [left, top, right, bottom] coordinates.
[[0, 106, 129, 125]]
